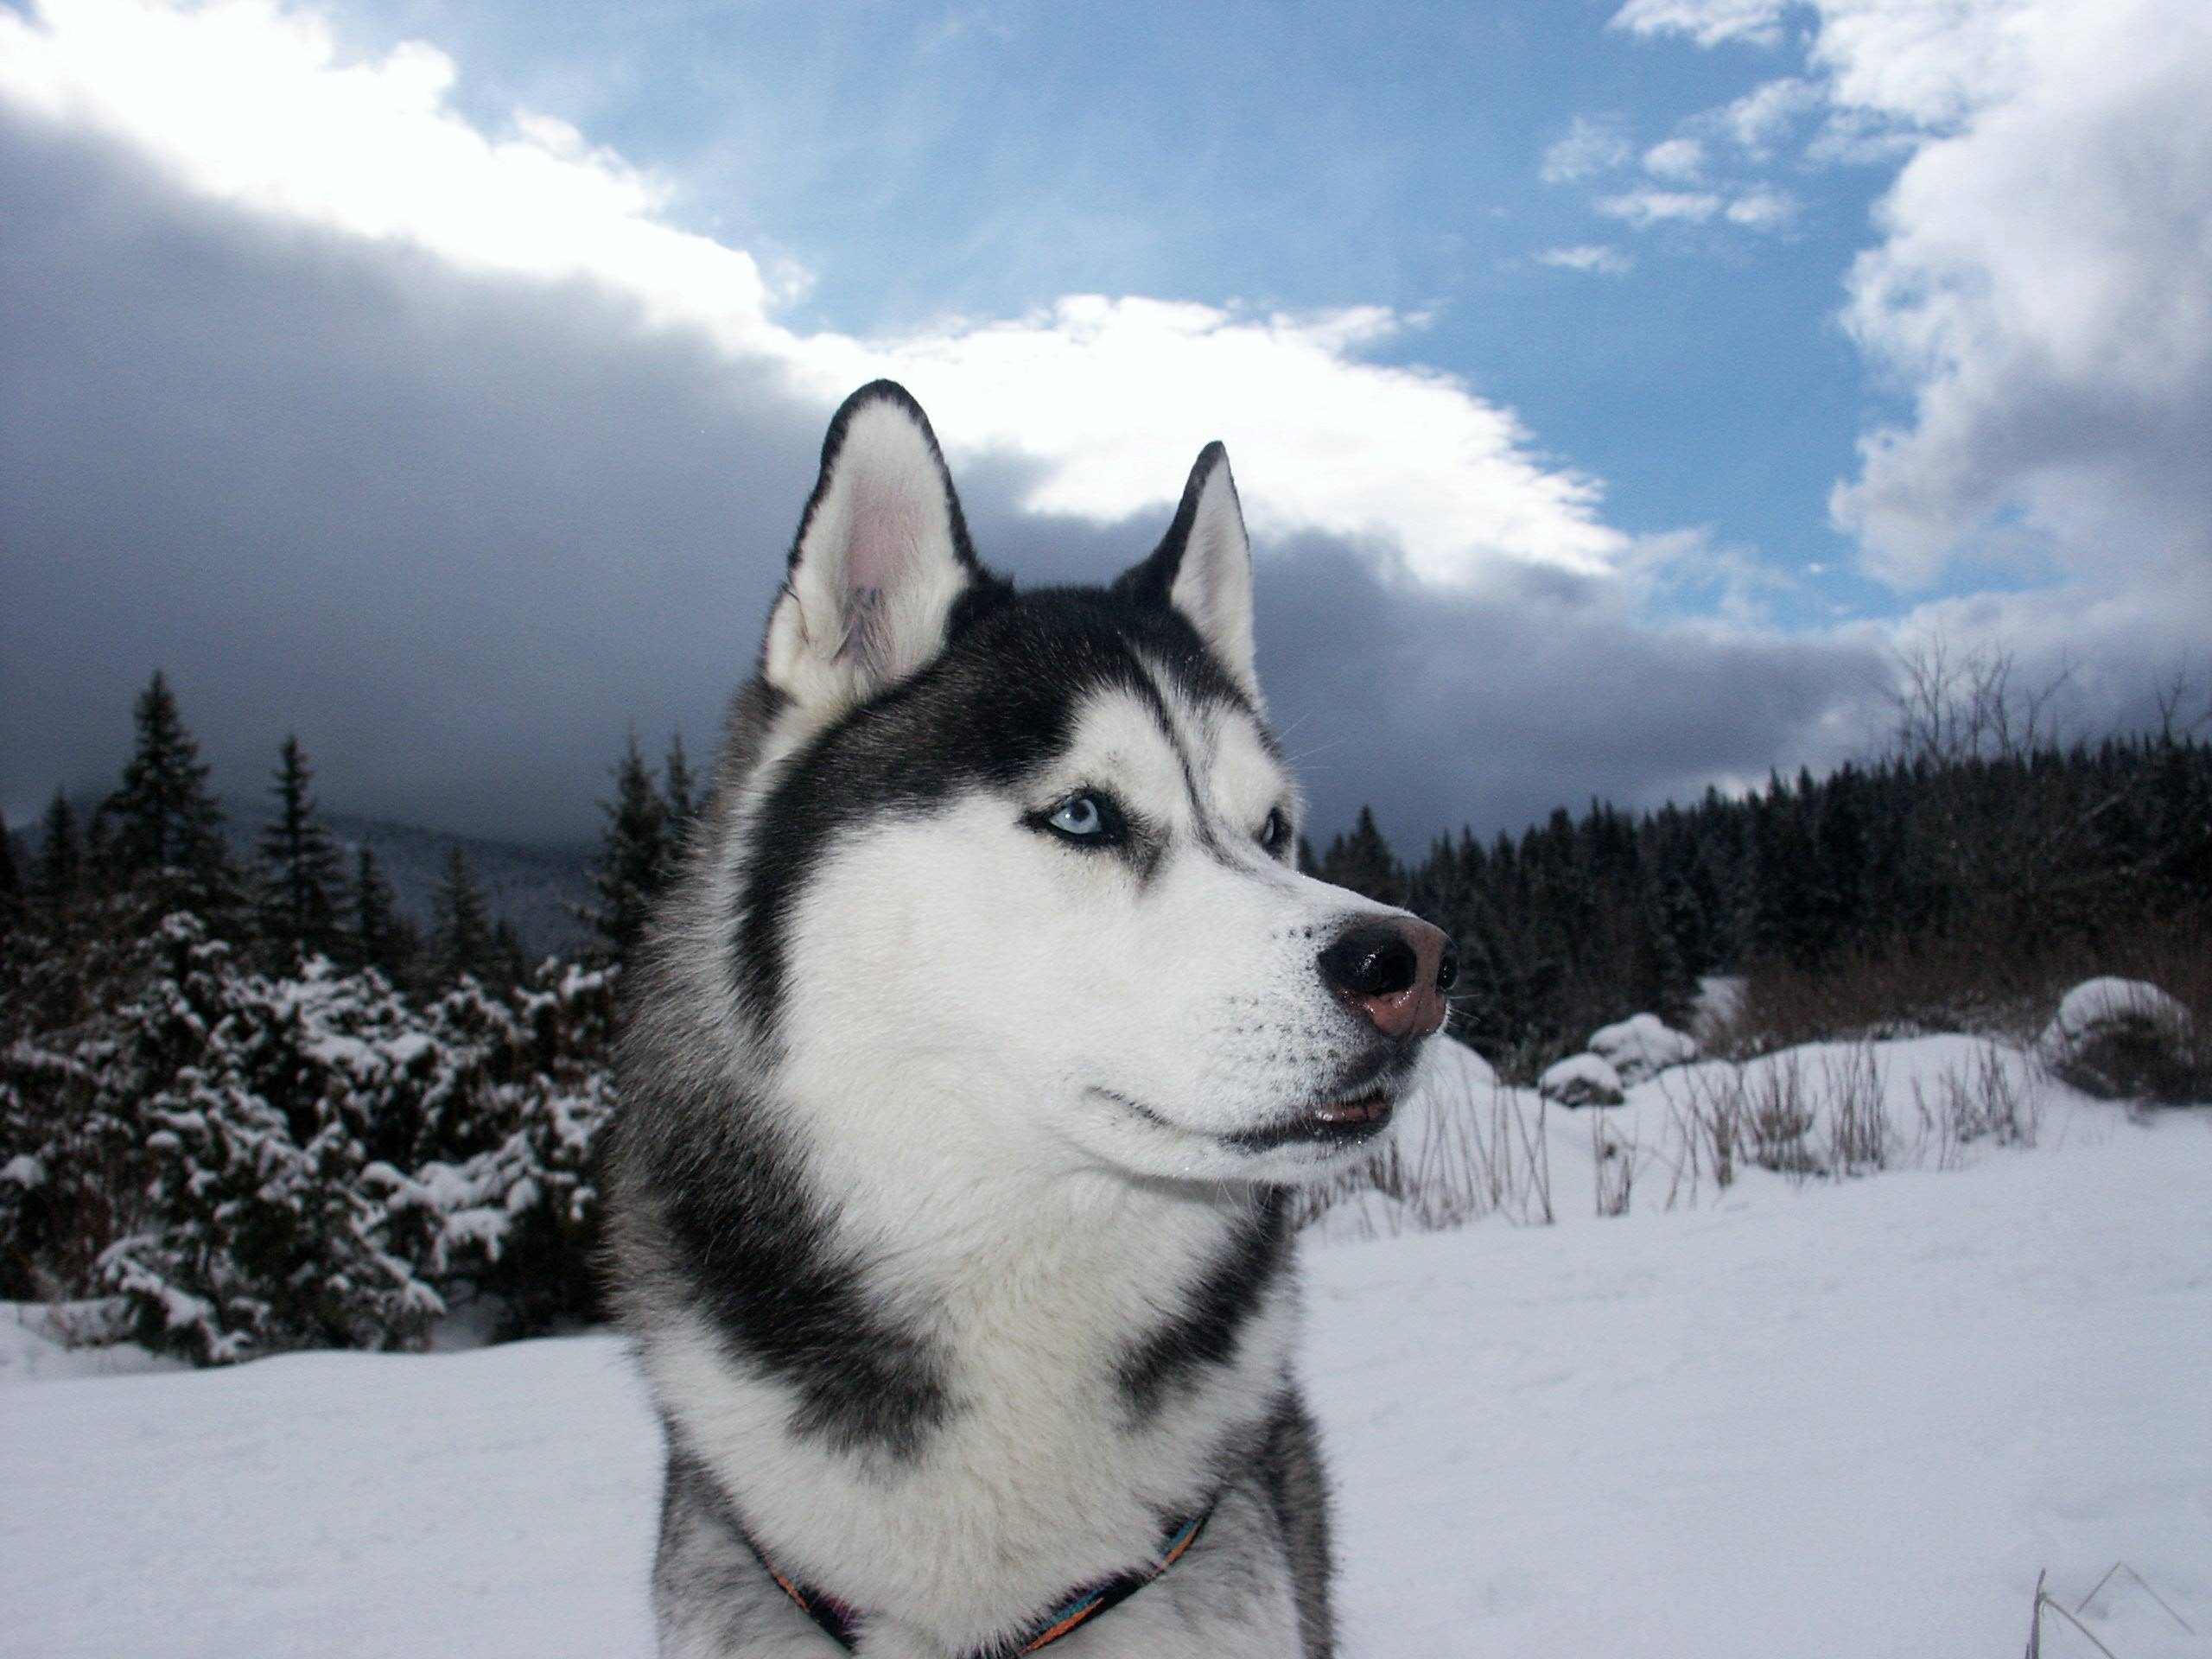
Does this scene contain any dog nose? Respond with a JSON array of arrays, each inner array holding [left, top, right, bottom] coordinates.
[[1317, 918, 1456, 1039]]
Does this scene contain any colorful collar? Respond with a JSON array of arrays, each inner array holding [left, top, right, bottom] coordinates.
[[752, 1508, 1211, 1656]]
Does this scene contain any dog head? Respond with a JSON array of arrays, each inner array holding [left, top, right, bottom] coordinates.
[[695, 381, 1453, 1186]]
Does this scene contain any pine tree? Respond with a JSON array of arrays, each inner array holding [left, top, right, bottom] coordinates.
[[0, 811, 18, 933], [429, 847, 498, 987], [663, 732, 698, 847], [583, 733, 670, 968], [100, 671, 234, 918], [1319, 805, 1402, 906], [35, 791, 81, 906], [346, 847, 402, 978], [257, 735, 344, 963]]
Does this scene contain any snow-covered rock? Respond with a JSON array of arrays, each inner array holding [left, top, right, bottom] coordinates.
[[1587, 1013, 1699, 1084], [2037, 976, 2197, 1102], [1539, 1052, 1624, 1107]]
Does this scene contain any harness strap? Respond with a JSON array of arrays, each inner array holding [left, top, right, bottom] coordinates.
[[750, 1508, 1211, 1656]]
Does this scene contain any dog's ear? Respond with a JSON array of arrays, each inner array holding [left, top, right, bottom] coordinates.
[[764, 381, 983, 715], [1119, 442, 1259, 703]]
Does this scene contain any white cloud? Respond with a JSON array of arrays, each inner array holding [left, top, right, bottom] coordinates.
[[1622, 0, 2212, 598], [1715, 76, 1821, 153], [1596, 188, 1725, 226], [1541, 113, 1633, 182], [1642, 135, 1707, 180], [1536, 245, 1636, 276], [1610, 0, 1790, 49], [1724, 186, 1797, 227], [1821, 0, 2212, 589], [0, 0, 1631, 589]]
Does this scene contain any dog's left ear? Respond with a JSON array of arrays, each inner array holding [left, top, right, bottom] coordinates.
[[1118, 442, 1260, 702], [764, 381, 985, 717]]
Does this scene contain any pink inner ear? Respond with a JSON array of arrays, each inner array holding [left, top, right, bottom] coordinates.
[[840, 492, 927, 606]]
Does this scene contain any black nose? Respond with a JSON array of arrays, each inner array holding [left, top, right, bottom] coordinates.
[[1318, 918, 1454, 1039], [1319, 925, 1418, 997]]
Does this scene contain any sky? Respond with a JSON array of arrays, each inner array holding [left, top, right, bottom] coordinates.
[[3, 0, 2209, 849]]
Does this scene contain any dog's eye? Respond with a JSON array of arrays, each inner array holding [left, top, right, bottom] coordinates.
[[1040, 791, 1124, 846], [1258, 808, 1291, 856]]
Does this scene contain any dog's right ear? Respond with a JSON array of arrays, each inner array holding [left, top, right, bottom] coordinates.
[[764, 382, 982, 717]]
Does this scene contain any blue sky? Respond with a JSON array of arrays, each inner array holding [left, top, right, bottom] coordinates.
[[3, 0, 2208, 845]]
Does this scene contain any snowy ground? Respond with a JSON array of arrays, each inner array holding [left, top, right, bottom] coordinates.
[[5, 1041, 2208, 1658]]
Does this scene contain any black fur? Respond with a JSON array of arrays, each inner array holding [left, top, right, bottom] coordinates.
[[1257, 1393, 1338, 1657], [602, 1061, 956, 1459], [1115, 440, 1233, 612], [1117, 1186, 1294, 1417]]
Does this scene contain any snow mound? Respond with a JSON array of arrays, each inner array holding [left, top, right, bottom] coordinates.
[[1539, 1052, 1624, 1107], [1587, 1013, 1699, 1084], [2040, 977, 2191, 1049], [1, 1301, 183, 1383], [2037, 976, 2199, 1103]]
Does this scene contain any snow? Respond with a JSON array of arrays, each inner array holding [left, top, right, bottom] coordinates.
[[4, 1041, 2208, 1659], [1587, 1011, 1700, 1083], [2040, 976, 2193, 1055], [1539, 1049, 1625, 1105]]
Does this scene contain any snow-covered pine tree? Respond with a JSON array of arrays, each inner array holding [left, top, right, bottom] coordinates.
[[369, 958, 617, 1336], [100, 671, 238, 921], [257, 734, 344, 965], [582, 732, 669, 968], [97, 916, 443, 1363]]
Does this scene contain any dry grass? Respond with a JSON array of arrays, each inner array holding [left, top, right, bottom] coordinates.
[[1908, 1040, 2040, 1170], [1710, 915, 2212, 1100], [1296, 1063, 1554, 1237]]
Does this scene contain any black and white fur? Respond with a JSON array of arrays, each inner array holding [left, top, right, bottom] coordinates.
[[607, 383, 1450, 1658]]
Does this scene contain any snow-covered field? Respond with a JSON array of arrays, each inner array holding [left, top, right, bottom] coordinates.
[[5, 1039, 2208, 1658]]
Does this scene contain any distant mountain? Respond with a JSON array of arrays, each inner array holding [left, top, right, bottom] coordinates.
[[239, 814, 594, 961]]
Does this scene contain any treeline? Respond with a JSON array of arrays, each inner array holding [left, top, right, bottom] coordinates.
[[1308, 734, 2212, 1068], [6, 663, 2208, 1363]]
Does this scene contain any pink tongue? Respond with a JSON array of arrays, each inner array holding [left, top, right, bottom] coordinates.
[[1312, 1092, 1390, 1126]]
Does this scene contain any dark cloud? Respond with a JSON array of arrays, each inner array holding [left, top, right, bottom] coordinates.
[[2, 112, 817, 841], [4, 110, 1891, 853]]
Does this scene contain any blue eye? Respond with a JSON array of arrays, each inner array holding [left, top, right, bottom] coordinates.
[[1034, 790, 1128, 849], [1049, 794, 1106, 836], [1259, 807, 1290, 855]]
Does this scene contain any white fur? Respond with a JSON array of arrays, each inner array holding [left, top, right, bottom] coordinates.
[[764, 397, 973, 727], [1166, 454, 1260, 705]]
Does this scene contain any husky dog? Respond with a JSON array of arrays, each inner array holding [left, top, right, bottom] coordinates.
[[607, 382, 1454, 1659]]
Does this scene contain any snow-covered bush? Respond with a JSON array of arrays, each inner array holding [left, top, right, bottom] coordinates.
[[369, 962, 616, 1336], [3, 902, 621, 1363], [2037, 977, 2201, 1103], [92, 918, 442, 1363], [1539, 1052, 1625, 1107], [1587, 1013, 1699, 1084]]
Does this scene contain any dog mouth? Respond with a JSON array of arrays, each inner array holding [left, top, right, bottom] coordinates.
[[1094, 1083, 1401, 1155], [1226, 1090, 1398, 1153]]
